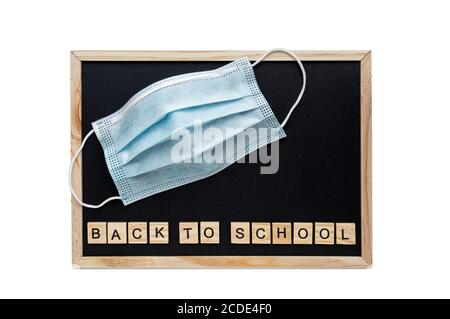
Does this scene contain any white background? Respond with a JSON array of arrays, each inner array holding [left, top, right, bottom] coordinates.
[[0, 0, 449, 299]]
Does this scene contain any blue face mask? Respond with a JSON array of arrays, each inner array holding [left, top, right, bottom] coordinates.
[[70, 49, 306, 208]]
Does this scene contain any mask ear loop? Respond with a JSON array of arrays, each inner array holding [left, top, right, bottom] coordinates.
[[69, 129, 122, 208], [251, 48, 307, 128]]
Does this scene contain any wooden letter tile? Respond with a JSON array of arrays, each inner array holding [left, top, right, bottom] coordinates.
[[200, 221, 220, 244], [149, 222, 169, 244], [128, 222, 148, 244], [107, 222, 127, 244], [230, 222, 250, 244], [272, 223, 292, 244], [336, 223, 356, 245], [87, 222, 107, 244], [251, 222, 271, 244], [179, 222, 198, 244], [314, 223, 335, 245], [293, 222, 313, 245]]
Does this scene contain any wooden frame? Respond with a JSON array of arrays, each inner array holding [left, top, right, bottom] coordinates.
[[71, 50, 372, 268]]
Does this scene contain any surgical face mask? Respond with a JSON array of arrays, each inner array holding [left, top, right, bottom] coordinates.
[[69, 49, 306, 208]]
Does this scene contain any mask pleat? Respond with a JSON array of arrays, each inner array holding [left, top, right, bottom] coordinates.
[[117, 95, 257, 165], [121, 108, 264, 178]]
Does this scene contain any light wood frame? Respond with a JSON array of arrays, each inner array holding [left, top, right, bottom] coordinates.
[[71, 50, 372, 268]]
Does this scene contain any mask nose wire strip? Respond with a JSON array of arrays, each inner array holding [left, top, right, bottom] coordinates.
[[251, 48, 307, 128], [69, 128, 122, 208]]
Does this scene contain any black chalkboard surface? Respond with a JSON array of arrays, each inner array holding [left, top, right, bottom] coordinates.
[[71, 51, 372, 268]]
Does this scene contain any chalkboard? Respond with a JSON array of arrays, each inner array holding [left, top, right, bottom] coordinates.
[[70, 51, 372, 268]]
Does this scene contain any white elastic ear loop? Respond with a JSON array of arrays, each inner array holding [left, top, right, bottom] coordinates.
[[69, 129, 122, 209], [251, 48, 306, 128]]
